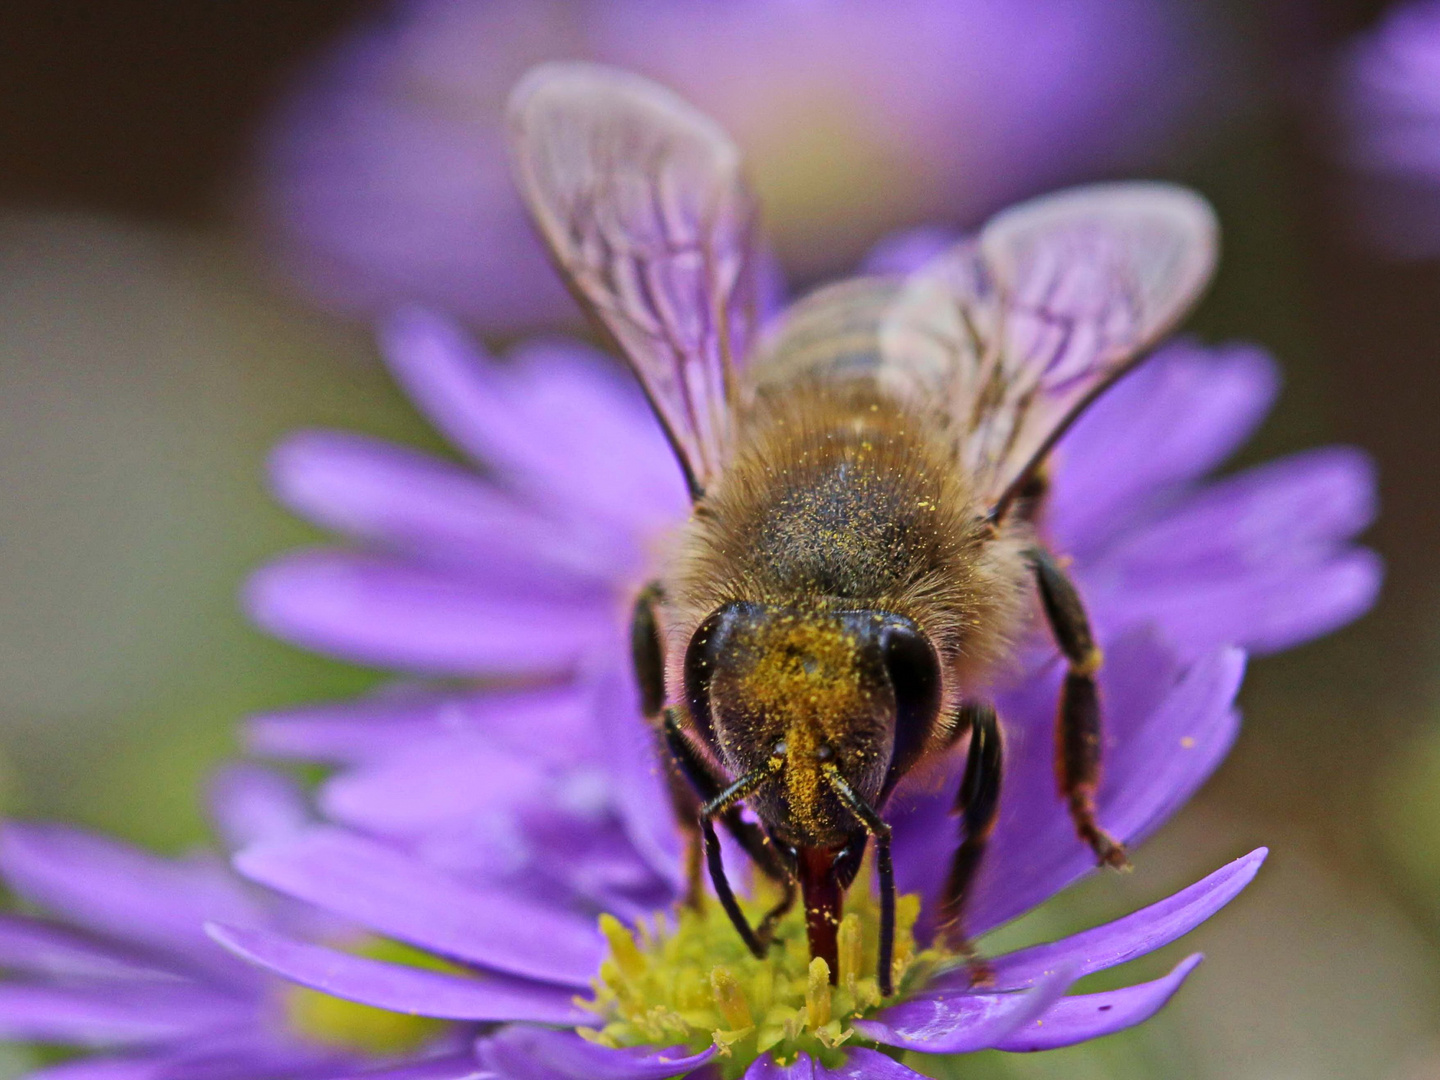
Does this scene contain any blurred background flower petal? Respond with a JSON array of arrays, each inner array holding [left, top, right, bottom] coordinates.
[[253, 0, 1223, 332]]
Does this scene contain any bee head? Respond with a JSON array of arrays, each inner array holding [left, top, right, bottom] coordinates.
[[684, 601, 942, 846]]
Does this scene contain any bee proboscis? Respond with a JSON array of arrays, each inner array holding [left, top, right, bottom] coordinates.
[[507, 62, 1218, 994]]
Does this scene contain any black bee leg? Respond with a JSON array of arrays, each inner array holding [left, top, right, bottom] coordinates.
[[630, 584, 706, 905], [754, 871, 798, 948], [937, 702, 1003, 985], [822, 765, 896, 998], [1028, 547, 1130, 870], [630, 582, 669, 721], [660, 711, 793, 932], [689, 751, 785, 959]]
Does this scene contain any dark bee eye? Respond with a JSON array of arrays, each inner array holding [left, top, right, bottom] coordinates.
[[684, 601, 762, 747], [881, 617, 942, 785]]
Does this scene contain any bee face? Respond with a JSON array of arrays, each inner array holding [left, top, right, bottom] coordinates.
[[684, 601, 942, 847]]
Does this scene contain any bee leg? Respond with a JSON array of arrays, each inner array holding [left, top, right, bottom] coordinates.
[[630, 582, 669, 720], [754, 874, 798, 948], [822, 765, 896, 998], [1028, 547, 1130, 870], [660, 710, 793, 936], [630, 584, 705, 905], [937, 702, 1003, 985], [690, 752, 785, 960]]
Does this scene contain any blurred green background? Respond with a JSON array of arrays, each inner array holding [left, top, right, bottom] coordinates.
[[2, 1, 1439, 1077]]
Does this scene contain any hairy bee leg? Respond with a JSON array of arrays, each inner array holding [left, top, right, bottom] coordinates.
[[636, 586, 792, 907], [1028, 548, 1130, 870], [630, 582, 669, 720], [631, 584, 706, 905], [695, 758, 784, 959], [937, 702, 1003, 983], [660, 710, 792, 893], [754, 874, 798, 947], [822, 765, 896, 998]]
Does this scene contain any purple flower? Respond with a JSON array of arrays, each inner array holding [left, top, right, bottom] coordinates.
[[222, 293, 1378, 1073], [0, 766, 499, 1080], [223, 628, 1262, 1073], [255, 0, 1215, 330], [1335, 0, 1440, 255]]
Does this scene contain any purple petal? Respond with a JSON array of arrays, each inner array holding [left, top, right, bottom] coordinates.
[[21, 1057, 174, 1080], [316, 733, 554, 838], [207, 923, 589, 1025], [1079, 447, 1381, 654], [744, 1052, 814, 1079], [0, 983, 244, 1046], [0, 914, 177, 982], [511, 806, 675, 923], [592, 655, 684, 891], [475, 1027, 716, 1080], [208, 764, 310, 853], [814, 1050, 930, 1079], [333, 1055, 492, 1080], [270, 429, 624, 582], [248, 683, 592, 767], [244, 549, 614, 676], [993, 953, 1204, 1051], [953, 848, 1265, 991], [862, 227, 960, 275], [379, 310, 685, 535], [852, 968, 1075, 1054], [1095, 548, 1382, 657], [18, 1034, 351, 1080], [0, 824, 267, 987], [233, 827, 602, 987], [63, 1030, 350, 1080], [1102, 447, 1377, 571], [1050, 342, 1280, 556]]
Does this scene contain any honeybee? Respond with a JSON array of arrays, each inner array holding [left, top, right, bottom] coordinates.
[[507, 63, 1217, 995]]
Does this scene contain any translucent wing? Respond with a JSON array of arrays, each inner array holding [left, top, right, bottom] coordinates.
[[882, 182, 1219, 516], [507, 62, 762, 498]]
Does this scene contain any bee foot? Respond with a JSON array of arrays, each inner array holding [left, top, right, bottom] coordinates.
[[1094, 835, 1131, 871], [966, 956, 996, 989]]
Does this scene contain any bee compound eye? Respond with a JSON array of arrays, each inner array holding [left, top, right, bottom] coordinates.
[[683, 600, 765, 747], [881, 617, 943, 777]]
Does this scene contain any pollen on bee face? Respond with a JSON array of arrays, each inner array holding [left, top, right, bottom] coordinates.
[[738, 619, 875, 732], [727, 617, 882, 832], [581, 880, 951, 1078]]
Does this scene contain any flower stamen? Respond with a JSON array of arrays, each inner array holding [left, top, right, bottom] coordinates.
[[582, 879, 949, 1076]]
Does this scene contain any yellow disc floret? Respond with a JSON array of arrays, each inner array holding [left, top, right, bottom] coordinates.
[[581, 879, 951, 1076]]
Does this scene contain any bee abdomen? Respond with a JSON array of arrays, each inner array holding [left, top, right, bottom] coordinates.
[[748, 277, 954, 414]]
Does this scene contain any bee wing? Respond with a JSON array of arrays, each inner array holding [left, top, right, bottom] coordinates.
[[507, 63, 762, 498], [883, 182, 1218, 515]]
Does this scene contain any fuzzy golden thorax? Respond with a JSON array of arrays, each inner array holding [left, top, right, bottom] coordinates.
[[664, 384, 1033, 806]]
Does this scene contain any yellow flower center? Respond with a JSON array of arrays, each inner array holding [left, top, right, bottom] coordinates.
[[581, 880, 951, 1077], [282, 938, 454, 1056]]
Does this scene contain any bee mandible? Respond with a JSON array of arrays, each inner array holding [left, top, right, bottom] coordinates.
[[506, 63, 1218, 995]]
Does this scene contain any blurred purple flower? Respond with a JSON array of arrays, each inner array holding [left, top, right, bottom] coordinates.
[[1336, 0, 1440, 255], [255, 0, 1216, 331], [0, 766, 511, 1080], [223, 266, 1378, 1070]]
